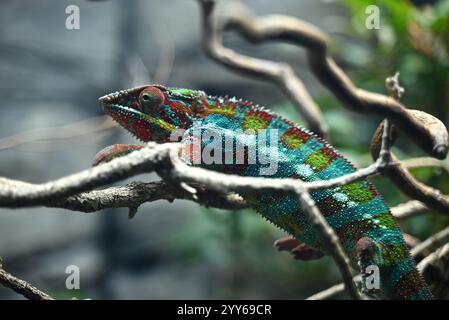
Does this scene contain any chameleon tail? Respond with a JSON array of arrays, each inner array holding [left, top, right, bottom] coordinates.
[[384, 256, 433, 300], [357, 237, 433, 300]]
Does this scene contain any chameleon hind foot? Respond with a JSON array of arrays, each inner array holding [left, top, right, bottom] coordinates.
[[93, 144, 144, 166], [274, 236, 324, 261]]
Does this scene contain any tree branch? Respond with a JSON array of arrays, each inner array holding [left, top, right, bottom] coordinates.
[[391, 200, 428, 220], [48, 181, 247, 214], [198, 0, 328, 139], [0, 264, 53, 300]]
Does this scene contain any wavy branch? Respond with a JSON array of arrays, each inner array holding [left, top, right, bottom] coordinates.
[[198, 0, 448, 159], [198, 0, 328, 139]]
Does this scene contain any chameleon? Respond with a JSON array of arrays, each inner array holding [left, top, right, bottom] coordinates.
[[93, 84, 433, 300]]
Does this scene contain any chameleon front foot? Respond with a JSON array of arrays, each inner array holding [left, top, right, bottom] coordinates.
[[93, 144, 144, 166], [274, 236, 324, 261]]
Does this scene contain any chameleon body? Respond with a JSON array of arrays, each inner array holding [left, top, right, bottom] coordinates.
[[95, 85, 433, 300]]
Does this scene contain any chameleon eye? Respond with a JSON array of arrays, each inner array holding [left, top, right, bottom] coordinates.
[[139, 86, 164, 114]]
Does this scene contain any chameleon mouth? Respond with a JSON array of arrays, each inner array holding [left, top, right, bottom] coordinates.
[[100, 103, 176, 142]]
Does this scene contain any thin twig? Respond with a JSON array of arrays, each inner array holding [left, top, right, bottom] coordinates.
[[411, 226, 449, 257], [295, 186, 362, 299], [417, 243, 449, 274], [306, 275, 362, 300], [0, 266, 53, 300], [402, 157, 449, 176], [0, 115, 117, 152], [385, 72, 405, 100]]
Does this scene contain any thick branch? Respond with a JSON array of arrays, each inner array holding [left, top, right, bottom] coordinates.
[[0, 142, 173, 207], [48, 181, 247, 213]]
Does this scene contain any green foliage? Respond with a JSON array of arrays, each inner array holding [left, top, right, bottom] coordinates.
[[340, 0, 449, 122], [337, 0, 449, 235], [49, 289, 89, 300]]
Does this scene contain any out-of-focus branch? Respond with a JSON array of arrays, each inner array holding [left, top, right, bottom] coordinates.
[[411, 226, 449, 257], [391, 200, 428, 220], [198, 0, 329, 139], [198, 0, 448, 159], [402, 157, 449, 176], [417, 243, 449, 281]]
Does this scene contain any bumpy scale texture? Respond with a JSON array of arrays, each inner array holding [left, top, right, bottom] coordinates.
[[94, 85, 433, 300]]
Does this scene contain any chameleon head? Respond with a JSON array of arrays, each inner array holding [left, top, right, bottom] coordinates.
[[98, 85, 204, 142]]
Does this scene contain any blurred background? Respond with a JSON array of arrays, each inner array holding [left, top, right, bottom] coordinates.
[[0, 0, 448, 299]]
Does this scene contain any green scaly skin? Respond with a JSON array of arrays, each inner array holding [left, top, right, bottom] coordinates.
[[94, 85, 433, 300]]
